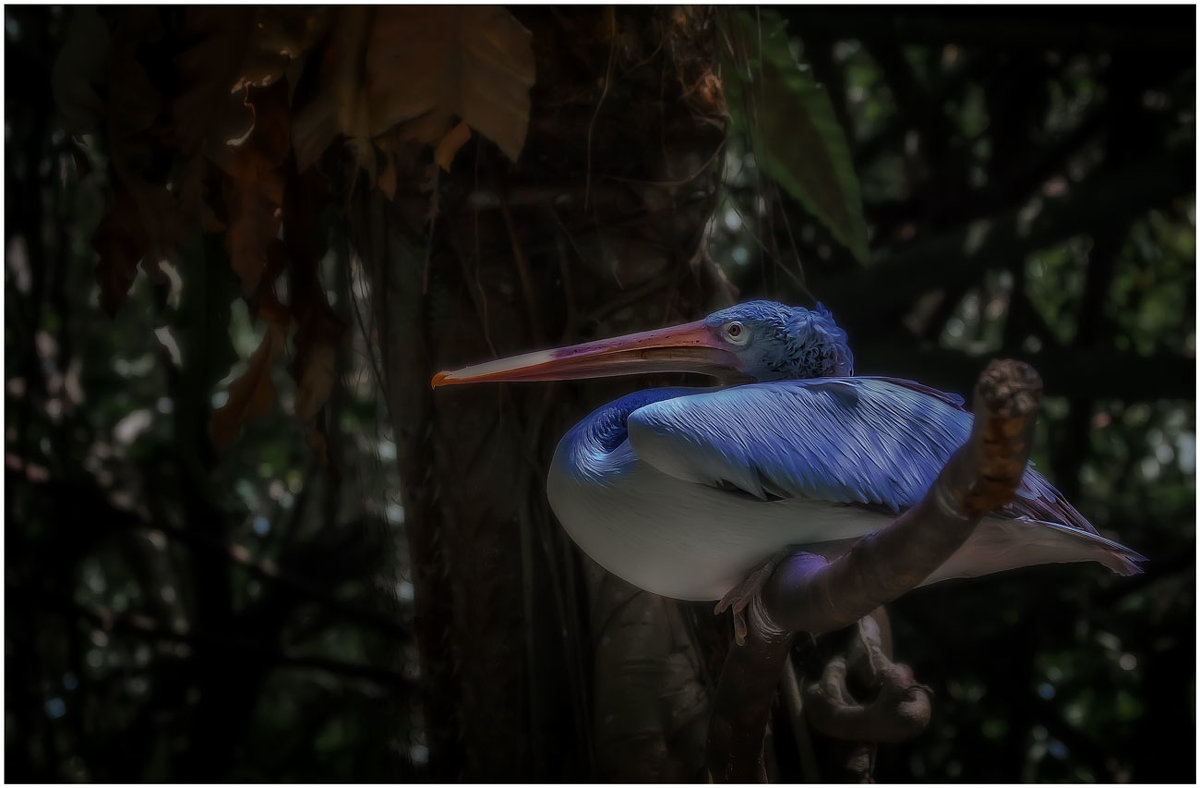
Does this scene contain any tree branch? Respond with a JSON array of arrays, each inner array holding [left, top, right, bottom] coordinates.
[[779, 7, 1194, 55], [785, 609, 929, 782], [823, 150, 1195, 329], [706, 359, 1043, 782], [852, 346, 1193, 401], [705, 612, 793, 782], [766, 360, 1042, 633], [802, 612, 931, 744]]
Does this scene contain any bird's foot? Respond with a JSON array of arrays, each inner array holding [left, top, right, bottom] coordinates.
[[714, 550, 789, 646]]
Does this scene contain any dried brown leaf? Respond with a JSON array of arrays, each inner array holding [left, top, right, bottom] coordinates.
[[210, 321, 285, 450], [287, 298, 346, 472], [219, 81, 291, 295], [173, 7, 327, 158], [289, 303, 346, 426], [291, 7, 373, 172], [433, 120, 473, 172], [293, 332, 339, 425], [92, 174, 189, 314], [366, 6, 535, 160], [292, 5, 534, 183], [224, 179, 283, 296], [92, 189, 144, 317]]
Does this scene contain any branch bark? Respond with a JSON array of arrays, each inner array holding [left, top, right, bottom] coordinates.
[[706, 359, 1044, 782], [801, 611, 930, 744]]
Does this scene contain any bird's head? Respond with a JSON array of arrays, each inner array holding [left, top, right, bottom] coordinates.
[[701, 300, 854, 381], [432, 300, 853, 387]]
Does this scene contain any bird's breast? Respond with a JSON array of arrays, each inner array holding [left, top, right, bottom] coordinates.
[[546, 394, 887, 600]]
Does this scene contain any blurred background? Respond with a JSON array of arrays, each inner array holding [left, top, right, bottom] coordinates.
[[6, 6, 1194, 782]]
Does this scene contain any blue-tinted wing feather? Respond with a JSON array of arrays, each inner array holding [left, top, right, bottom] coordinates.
[[627, 378, 970, 511], [858, 376, 967, 409], [855, 378, 1095, 532], [627, 378, 1097, 537]]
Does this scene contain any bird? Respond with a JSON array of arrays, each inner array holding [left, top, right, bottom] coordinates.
[[432, 300, 1143, 602]]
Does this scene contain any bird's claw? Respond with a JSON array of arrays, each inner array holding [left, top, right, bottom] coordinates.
[[715, 551, 788, 646]]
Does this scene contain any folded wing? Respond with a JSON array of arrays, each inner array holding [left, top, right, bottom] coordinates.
[[626, 378, 1094, 532]]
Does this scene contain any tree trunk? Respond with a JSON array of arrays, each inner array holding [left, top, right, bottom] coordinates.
[[356, 7, 727, 778]]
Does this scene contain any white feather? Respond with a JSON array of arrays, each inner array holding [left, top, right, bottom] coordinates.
[[548, 437, 1140, 602]]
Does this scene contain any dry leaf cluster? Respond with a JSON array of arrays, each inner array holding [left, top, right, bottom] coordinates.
[[53, 7, 536, 456]]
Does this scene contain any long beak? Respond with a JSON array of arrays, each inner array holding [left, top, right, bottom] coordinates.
[[431, 320, 745, 387]]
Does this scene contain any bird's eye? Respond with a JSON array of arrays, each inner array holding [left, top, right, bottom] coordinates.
[[724, 321, 748, 344]]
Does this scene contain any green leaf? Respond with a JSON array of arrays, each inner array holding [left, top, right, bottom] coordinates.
[[720, 9, 869, 263]]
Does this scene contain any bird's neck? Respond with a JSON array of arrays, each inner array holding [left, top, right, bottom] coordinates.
[[560, 387, 702, 478]]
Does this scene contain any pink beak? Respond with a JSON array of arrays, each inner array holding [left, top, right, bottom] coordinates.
[[431, 320, 746, 388]]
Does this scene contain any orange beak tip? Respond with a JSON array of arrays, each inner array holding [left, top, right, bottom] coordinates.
[[431, 371, 450, 388]]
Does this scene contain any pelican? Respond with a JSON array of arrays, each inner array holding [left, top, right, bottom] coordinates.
[[432, 301, 1142, 601]]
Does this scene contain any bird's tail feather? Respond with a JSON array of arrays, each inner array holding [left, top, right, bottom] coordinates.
[[919, 516, 1145, 587]]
